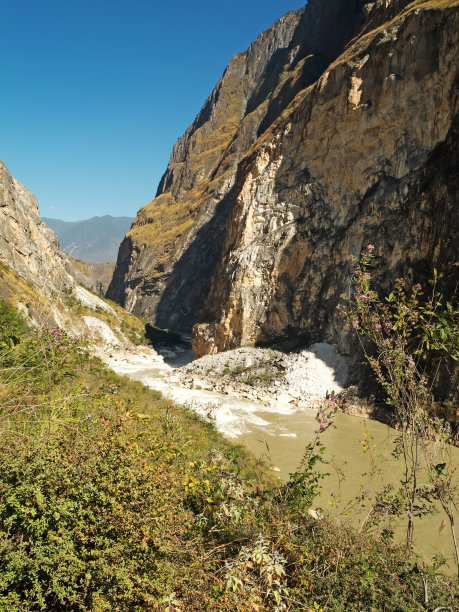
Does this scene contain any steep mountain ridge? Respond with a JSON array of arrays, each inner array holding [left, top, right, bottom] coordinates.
[[109, 0, 458, 367], [108, 0, 374, 331], [0, 160, 145, 347], [0, 160, 94, 295], [193, 0, 459, 358]]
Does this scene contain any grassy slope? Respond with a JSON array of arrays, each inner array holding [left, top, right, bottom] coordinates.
[[0, 259, 149, 345], [0, 303, 457, 610]]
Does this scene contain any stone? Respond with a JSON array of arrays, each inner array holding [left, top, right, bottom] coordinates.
[[106, 0, 457, 406], [0, 160, 95, 295], [192, 0, 459, 365], [108, 0, 373, 333]]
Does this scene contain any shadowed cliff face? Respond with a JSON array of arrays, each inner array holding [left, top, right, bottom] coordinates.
[[108, 0, 373, 332], [192, 0, 459, 357], [109, 0, 458, 358]]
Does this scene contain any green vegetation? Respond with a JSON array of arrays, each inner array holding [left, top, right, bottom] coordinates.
[[0, 261, 48, 310], [61, 288, 148, 346], [221, 361, 283, 387], [1, 301, 458, 610], [343, 246, 459, 579]]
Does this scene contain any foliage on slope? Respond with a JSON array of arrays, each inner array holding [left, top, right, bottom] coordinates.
[[0, 259, 148, 346], [0, 302, 457, 610]]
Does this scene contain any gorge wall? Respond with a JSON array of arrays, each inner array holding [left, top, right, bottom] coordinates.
[[109, 0, 459, 363], [107, 0, 371, 330], [0, 160, 94, 295]]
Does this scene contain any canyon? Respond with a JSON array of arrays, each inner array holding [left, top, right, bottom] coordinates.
[[108, 0, 458, 387], [1, 2, 459, 603]]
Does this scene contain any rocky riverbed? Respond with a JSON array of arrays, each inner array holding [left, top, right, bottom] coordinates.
[[94, 340, 385, 426], [176, 343, 347, 406]]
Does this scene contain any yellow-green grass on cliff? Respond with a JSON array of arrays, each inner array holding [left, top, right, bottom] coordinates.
[[0, 259, 148, 345], [410, 0, 459, 8], [127, 169, 232, 274], [0, 260, 49, 311], [123, 48, 321, 280], [124, 55, 251, 270]]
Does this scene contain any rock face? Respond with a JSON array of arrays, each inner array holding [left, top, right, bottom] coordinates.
[[108, 0, 370, 330], [109, 0, 458, 363], [0, 160, 94, 294], [192, 0, 459, 357]]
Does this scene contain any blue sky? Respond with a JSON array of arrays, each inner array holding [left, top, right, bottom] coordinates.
[[1, 0, 304, 221]]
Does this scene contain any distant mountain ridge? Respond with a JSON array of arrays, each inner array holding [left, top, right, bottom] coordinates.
[[43, 215, 133, 263]]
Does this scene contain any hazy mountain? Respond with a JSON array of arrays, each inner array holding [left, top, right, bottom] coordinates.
[[43, 215, 133, 263]]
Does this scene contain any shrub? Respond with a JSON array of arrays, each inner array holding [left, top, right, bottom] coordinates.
[[0, 301, 29, 350], [342, 245, 459, 575]]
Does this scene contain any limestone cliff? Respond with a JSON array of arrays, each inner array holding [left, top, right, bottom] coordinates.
[[108, 0, 371, 331], [192, 0, 459, 357], [0, 160, 94, 294], [109, 0, 458, 361], [0, 160, 147, 347]]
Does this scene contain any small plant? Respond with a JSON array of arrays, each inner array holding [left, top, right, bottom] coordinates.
[[342, 245, 459, 574], [184, 449, 259, 534], [0, 301, 29, 349], [225, 534, 289, 611], [284, 398, 338, 511]]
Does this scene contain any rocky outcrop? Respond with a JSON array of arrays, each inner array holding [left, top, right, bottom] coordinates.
[[108, 0, 372, 331], [0, 160, 95, 294], [192, 0, 459, 358], [0, 161, 151, 350], [176, 342, 348, 407]]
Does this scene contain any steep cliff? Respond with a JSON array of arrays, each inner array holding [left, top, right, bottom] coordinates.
[[192, 0, 459, 357], [0, 160, 147, 347], [0, 160, 94, 294], [109, 0, 458, 360], [108, 0, 372, 331]]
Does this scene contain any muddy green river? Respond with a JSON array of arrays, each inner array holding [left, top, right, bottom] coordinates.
[[239, 411, 459, 575], [112, 350, 459, 575]]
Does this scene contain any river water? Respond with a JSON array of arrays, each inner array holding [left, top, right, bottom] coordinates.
[[107, 347, 459, 575]]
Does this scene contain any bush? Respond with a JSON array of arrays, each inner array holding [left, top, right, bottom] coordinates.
[[342, 246, 459, 576], [0, 301, 29, 350], [1, 300, 458, 610], [0, 428, 195, 611]]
